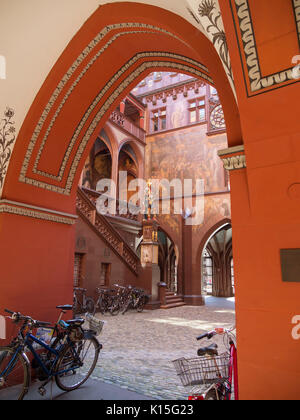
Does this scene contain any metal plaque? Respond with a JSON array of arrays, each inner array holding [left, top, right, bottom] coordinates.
[[280, 249, 300, 283]]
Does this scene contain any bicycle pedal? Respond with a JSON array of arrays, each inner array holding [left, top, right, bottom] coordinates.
[[38, 386, 47, 397]]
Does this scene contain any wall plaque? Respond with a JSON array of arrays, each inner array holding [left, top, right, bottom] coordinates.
[[280, 249, 300, 283]]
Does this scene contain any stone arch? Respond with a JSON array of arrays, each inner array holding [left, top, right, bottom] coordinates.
[[196, 218, 232, 297], [3, 3, 241, 206], [0, 2, 240, 332]]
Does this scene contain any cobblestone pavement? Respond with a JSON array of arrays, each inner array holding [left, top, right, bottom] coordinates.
[[88, 298, 236, 400]]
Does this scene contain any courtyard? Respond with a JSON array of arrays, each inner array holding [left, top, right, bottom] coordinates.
[[90, 297, 236, 400]]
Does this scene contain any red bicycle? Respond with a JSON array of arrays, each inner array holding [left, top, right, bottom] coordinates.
[[173, 325, 238, 400]]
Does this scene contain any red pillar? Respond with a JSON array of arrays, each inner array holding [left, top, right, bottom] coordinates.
[[0, 210, 75, 343], [120, 100, 126, 114]]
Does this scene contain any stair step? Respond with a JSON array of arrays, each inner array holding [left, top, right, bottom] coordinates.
[[165, 297, 184, 303], [161, 302, 186, 309]]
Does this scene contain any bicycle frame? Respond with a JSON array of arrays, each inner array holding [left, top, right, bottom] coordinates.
[[1, 331, 80, 383], [211, 334, 238, 401], [228, 339, 238, 401], [188, 327, 239, 401]]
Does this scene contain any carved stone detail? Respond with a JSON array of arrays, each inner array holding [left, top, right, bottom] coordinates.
[[222, 155, 246, 171], [218, 145, 246, 171], [208, 95, 226, 133]]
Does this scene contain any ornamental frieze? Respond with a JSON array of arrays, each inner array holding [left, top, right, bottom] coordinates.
[[218, 145, 246, 171]]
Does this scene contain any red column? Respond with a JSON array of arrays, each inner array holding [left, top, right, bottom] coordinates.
[[120, 100, 126, 114]]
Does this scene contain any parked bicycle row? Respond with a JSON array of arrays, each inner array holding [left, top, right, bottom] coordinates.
[[73, 285, 150, 317]]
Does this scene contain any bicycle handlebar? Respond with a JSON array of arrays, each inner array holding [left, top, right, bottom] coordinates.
[[4, 309, 51, 328], [196, 325, 236, 341]]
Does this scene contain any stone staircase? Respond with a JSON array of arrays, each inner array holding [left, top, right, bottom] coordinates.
[[76, 187, 140, 276], [160, 291, 186, 309]]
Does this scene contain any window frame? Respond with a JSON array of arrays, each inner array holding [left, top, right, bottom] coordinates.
[[188, 97, 206, 124], [151, 107, 167, 133]]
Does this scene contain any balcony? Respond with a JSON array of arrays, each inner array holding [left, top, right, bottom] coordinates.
[[110, 109, 146, 143]]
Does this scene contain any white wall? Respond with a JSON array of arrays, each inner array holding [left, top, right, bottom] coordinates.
[[0, 315, 5, 339], [0, 0, 202, 131], [0, 0, 101, 131]]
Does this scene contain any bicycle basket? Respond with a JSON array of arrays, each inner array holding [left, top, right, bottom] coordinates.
[[85, 313, 104, 336], [172, 353, 230, 386]]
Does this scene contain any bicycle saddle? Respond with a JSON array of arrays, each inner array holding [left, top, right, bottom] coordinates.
[[197, 343, 218, 357], [66, 319, 85, 326], [56, 305, 73, 311]]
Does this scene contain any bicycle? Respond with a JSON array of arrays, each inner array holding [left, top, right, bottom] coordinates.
[[0, 308, 103, 400], [95, 285, 130, 316], [73, 287, 95, 316], [172, 325, 238, 400], [121, 286, 149, 315], [95, 287, 118, 316]]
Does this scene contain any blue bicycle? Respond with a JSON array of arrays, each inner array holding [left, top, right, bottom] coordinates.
[[0, 308, 102, 400]]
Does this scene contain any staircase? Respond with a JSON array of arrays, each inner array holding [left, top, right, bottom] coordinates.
[[160, 291, 186, 309], [76, 187, 140, 276]]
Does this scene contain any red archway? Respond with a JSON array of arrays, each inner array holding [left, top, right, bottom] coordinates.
[[2, 1, 300, 400], [0, 3, 240, 319]]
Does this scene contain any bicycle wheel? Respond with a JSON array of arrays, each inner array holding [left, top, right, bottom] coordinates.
[[100, 297, 109, 315], [85, 298, 95, 315], [121, 301, 130, 315], [0, 347, 30, 400], [136, 296, 145, 313], [55, 336, 100, 391], [73, 295, 82, 317], [204, 388, 219, 400], [109, 301, 120, 316]]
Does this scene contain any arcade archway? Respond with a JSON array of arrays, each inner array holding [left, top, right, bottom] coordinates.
[[2, 1, 300, 400]]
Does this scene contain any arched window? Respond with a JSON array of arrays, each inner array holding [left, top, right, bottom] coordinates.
[[202, 249, 213, 295]]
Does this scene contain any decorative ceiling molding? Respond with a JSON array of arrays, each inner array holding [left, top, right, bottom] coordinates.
[[186, 0, 237, 100], [0, 199, 77, 225], [231, 0, 300, 96]]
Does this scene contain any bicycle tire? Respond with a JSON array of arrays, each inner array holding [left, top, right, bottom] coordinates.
[[73, 295, 82, 317], [136, 296, 145, 313], [85, 298, 95, 315], [0, 347, 30, 400], [109, 302, 120, 316], [55, 336, 100, 391], [204, 388, 219, 400], [121, 300, 131, 315], [96, 297, 105, 315]]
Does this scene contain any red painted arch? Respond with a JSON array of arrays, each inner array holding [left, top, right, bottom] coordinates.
[[3, 2, 241, 213]]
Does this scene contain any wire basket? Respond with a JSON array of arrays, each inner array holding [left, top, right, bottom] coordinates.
[[172, 353, 230, 386], [85, 313, 104, 336]]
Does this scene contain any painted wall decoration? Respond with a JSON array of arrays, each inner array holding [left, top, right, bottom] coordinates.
[[186, 0, 236, 99], [147, 125, 228, 194], [0, 108, 16, 197], [230, 0, 300, 96]]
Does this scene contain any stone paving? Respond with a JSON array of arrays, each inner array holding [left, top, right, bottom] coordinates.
[[87, 297, 236, 400]]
